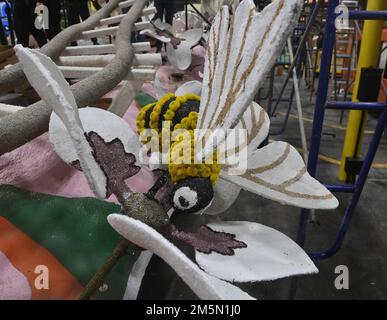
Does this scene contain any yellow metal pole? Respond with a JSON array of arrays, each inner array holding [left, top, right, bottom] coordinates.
[[339, 0, 386, 181]]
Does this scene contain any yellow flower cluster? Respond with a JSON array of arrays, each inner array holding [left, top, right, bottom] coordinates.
[[168, 130, 221, 185], [136, 93, 201, 134], [136, 92, 221, 185], [173, 112, 198, 130], [136, 102, 156, 134], [136, 93, 175, 133]]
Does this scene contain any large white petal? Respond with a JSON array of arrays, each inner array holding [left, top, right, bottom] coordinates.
[[153, 19, 174, 34], [49, 107, 142, 166], [108, 214, 255, 300], [15, 46, 78, 117], [167, 42, 192, 71], [195, 221, 318, 283], [123, 251, 153, 300], [15, 45, 107, 198], [176, 28, 203, 48], [140, 29, 171, 43], [122, 206, 176, 300], [175, 80, 202, 97]]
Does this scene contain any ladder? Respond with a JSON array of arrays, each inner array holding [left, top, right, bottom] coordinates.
[[332, 0, 359, 104], [301, 1, 326, 101], [290, 0, 387, 299], [295, 0, 387, 262]]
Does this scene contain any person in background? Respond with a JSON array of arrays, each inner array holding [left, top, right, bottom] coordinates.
[[42, 0, 61, 40], [174, 0, 185, 13], [0, 18, 7, 45], [154, 0, 183, 25], [66, 0, 98, 45], [13, 0, 47, 47], [152, 0, 184, 52]]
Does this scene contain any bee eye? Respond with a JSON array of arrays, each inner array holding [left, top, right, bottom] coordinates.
[[171, 177, 214, 214], [173, 187, 198, 211]]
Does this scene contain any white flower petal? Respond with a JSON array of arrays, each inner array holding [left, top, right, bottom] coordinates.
[[195, 221, 318, 282], [176, 28, 203, 48], [108, 214, 255, 300], [49, 107, 142, 166], [153, 19, 174, 33], [122, 206, 176, 300], [140, 29, 171, 43], [204, 178, 241, 215], [15, 45, 107, 198], [15, 46, 78, 117], [123, 251, 153, 300], [167, 42, 192, 71], [175, 80, 202, 97]]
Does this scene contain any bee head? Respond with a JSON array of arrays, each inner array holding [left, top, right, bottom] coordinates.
[[171, 177, 214, 214]]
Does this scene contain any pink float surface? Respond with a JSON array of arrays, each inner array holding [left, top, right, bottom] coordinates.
[[0, 55, 205, 202], [0, 251, 31, 300], [0, 87, 156, 202]]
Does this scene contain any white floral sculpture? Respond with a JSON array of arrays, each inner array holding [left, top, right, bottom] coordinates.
[[15, 0, 338, 300], [140, 18, 203, 70]]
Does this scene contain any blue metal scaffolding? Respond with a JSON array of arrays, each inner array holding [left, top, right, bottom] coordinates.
[[266, 0, 321, 136], [295, 0, 387, 260]]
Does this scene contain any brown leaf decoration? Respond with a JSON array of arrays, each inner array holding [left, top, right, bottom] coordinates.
[[169, 37, 182, 49], [146, 169, 174, 211], [172, 225, 247, 256], [72, 131, 140, 197], [154, 29, 182, 49]]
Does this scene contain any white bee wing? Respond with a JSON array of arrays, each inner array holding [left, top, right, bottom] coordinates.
[[222, 101, 270, 160], [196, 0, 303, 155], [15, 45, 107, 198], [204, 102, 269, 216], [221, 141, 339, 210]]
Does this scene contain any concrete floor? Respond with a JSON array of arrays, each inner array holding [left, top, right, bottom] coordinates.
[[139, 75, 387, 300]]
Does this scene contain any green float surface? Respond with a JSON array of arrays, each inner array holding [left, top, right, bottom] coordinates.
[[0, 185, 140, 300], [135, 91, 157, 108]]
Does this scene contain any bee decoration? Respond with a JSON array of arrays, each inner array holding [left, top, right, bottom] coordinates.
[[136, 92, 220, 214], [133, 0, 339, 215], [15, 0, 338, 221], [14, 0, 340, 300]]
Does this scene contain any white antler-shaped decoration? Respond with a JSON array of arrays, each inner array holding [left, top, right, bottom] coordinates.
[[15, 45, 108, 198]]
